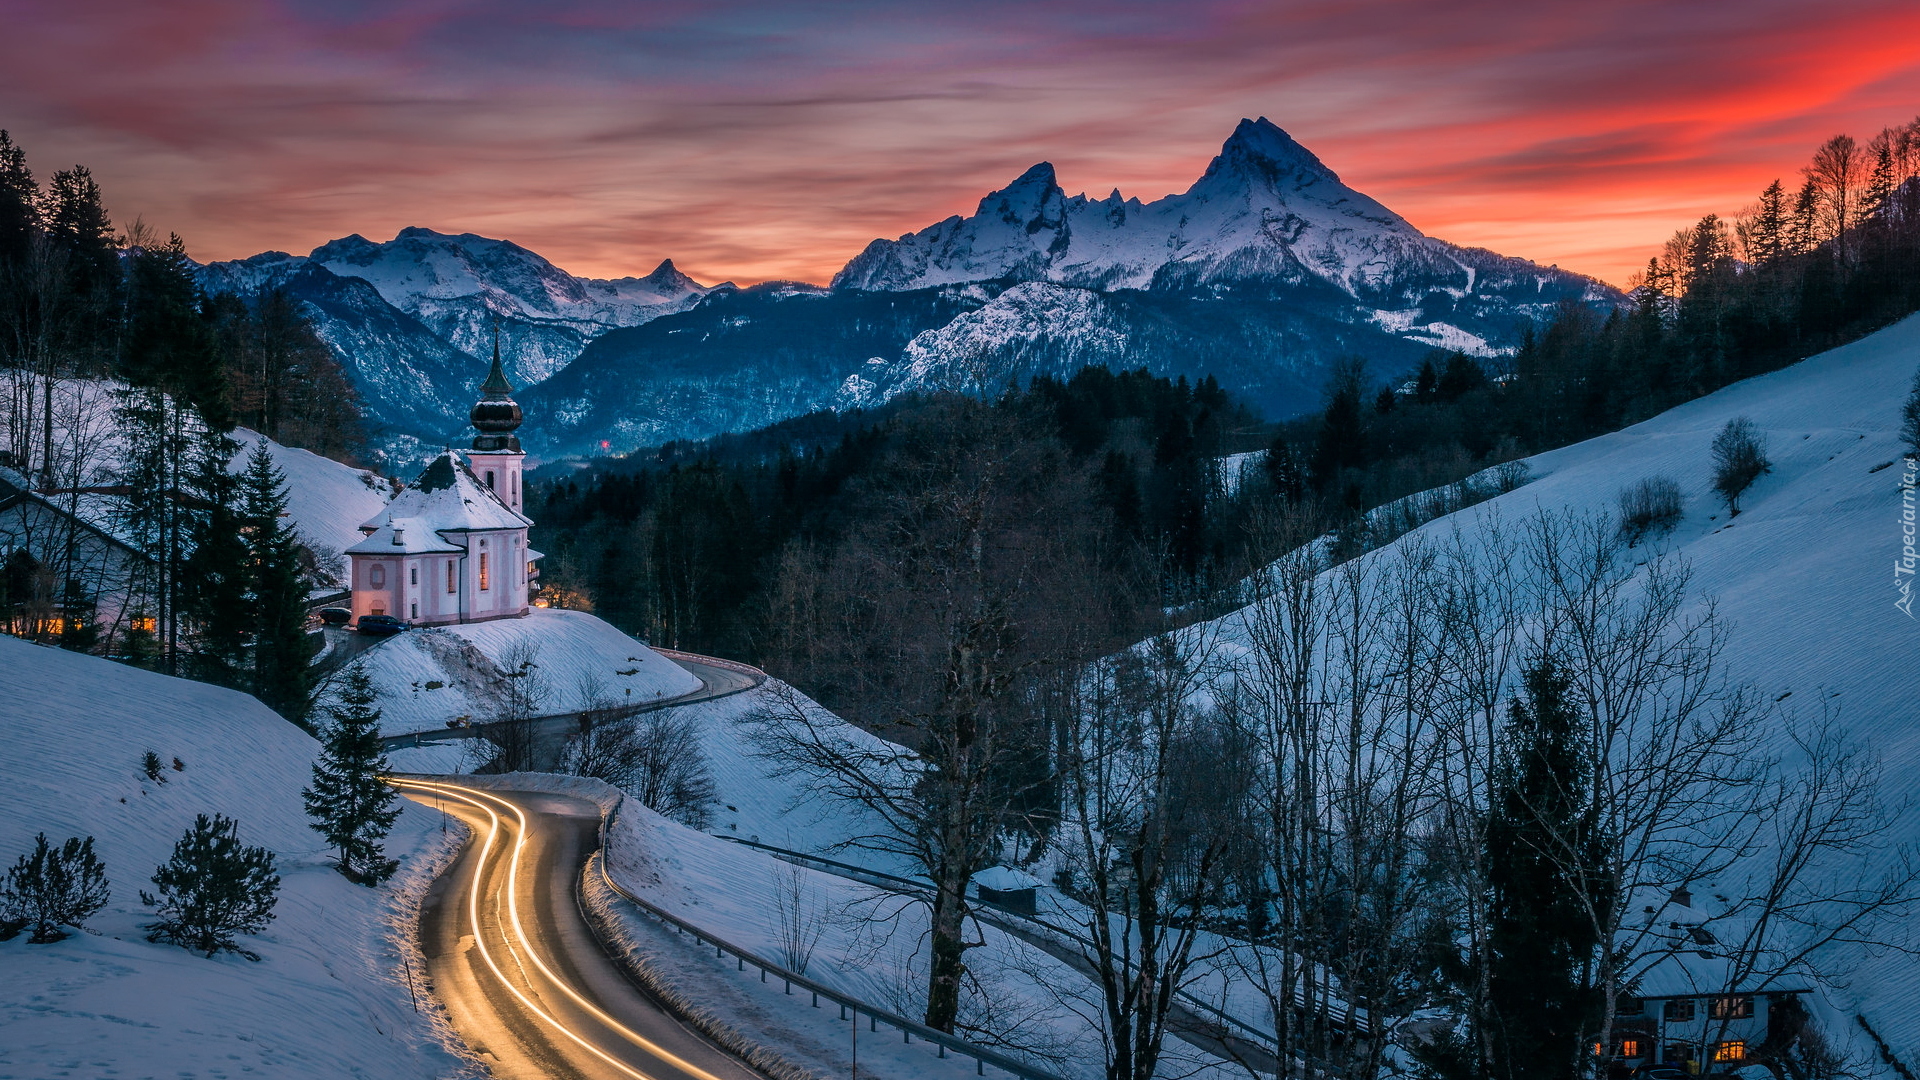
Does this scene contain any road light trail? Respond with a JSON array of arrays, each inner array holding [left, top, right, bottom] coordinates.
[[392, 778, 759, 1080]]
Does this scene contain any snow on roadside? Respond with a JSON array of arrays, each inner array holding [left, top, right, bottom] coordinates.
[[347, 607, 701, 736], [0, 634, 473, 1079]]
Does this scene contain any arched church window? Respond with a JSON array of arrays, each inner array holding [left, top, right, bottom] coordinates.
[[447, 560, 456, 593], [486, 470, 496, 490], [479, 551, 490, 591], [410, 566, 418, 586]]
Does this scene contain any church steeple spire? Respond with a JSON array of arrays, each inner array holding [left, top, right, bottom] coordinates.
[[470, 321, 523, 451]]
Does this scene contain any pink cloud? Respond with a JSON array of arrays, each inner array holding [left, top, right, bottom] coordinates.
[[1, 0, 1916, 287]]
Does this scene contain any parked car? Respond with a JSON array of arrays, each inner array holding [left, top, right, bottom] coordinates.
[[356, 613, 409, 636], [317, 607, 351, 626]]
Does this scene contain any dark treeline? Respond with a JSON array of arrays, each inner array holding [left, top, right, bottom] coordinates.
[[0, 130, 345, 718], [0, 129, 365, 477], [1276, 120, 1920, 540], [531, 368, 1266, 689]]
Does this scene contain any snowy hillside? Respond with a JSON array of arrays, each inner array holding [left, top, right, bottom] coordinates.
[[351, 608, 701, 736], [230, 427, 389, 579], [1189, 312, 1920, 1061], [0, 635, 467, 1078]]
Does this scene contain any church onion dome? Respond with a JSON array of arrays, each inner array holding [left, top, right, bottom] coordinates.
[[471, 330, 523, 451]]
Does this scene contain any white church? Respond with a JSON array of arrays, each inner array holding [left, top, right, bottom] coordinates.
[[346, 344, 542, 626]]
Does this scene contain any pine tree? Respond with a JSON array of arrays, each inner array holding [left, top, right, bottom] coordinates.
[[304, 663, 401, 884], [142, 813, 279, 959], [114, 387, 189, 672], [1741, 179, 1789, 265], [181, 427, 249, 688], [1484, 657, 1607, 1080], [0, 129, 38, 267], [124, 234, 225, 425], [0, 833, 110, 943], [240, 444, 312, 720], [1263, 435, 1306, 504]]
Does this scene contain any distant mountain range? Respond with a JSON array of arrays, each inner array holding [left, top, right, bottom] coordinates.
[[202, 118, 1619, 461]]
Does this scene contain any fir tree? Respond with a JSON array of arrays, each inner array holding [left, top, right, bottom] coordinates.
[[1484, 657, 1607, 1080], [0, 129, 38, 267], [304, 663, 401, 884], [1742, 179, 1789, 265], [142, 813, 279, 959], [124, 233, 225, 425], [240, 444, 312, 721], [181, 427, 249, 688], [0, 833, 110, 943]]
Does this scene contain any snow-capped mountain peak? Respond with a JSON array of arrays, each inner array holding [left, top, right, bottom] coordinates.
[[831, 116, 1594, 314]]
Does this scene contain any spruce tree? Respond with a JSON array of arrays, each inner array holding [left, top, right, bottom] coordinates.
[[1485, 657, 1607, 1080], [181, 427, 249, 688], [0, 129, 38, 268], [142, 814, 279, 959], [304, 663, 401, 884], [240, 444, 312, 720], [0, 833, 110, 943]]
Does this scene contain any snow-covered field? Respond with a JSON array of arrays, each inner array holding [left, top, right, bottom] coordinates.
[[0, 634, 471, 1079], [1184, 311, 1920, 1064], [348, 607, 702, 735]]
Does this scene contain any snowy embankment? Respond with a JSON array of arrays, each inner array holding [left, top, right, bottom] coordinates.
[[229, 427, 389, 580], [0, 634, 473, 1078], [1190, 312, 1920, 1061], [348, 607, 701, 736]]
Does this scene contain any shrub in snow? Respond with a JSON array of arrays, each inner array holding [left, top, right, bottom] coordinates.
[[304, 663, 401, 885], [140, 750, 166, 783], [142, 813, 280, 959], [560, 707, 716, 830], [1617, 476, 1684, 545], [0, 833, 110, 943], [1710, 417, 1771, 515]]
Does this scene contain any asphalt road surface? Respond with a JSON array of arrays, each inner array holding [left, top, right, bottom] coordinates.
[[382, 650, 766, 768], [397, 779, 765, 1080]]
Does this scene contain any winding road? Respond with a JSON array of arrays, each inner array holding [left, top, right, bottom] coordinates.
[[396, 779, 765, 1080], [381, 649, 765, 769]]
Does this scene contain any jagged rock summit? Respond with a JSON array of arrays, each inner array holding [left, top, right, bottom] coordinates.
[[834, 117, 1608, 314]]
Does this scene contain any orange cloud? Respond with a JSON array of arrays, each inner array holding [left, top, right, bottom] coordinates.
[[1, 0, 1915, 288]]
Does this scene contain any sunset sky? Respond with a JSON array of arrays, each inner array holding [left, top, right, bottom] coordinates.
[[4, 0, 1918, 288]]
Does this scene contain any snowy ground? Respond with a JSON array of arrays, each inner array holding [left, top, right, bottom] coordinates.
[[1185, 311, 1920, 1067], [344, 607, 701, 736], [612, 315, 1920, 1077], [229, 427, 390, 581], [0, 634, 472, 1079]]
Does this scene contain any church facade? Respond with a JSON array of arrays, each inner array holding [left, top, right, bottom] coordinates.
[[346, 345, 542, 626]]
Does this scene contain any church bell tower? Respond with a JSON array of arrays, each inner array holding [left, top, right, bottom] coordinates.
[[466, 329, 526, 512]]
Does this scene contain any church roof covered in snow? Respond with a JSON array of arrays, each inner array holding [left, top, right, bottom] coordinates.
[[344, 515, 465, 555], [355, 450, 530, 537]]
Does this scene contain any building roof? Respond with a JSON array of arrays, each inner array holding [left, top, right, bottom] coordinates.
[[344, 516, 465, 555], [356, 451, 529, 538]]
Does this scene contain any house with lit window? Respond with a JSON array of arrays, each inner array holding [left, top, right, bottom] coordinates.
[[1598, 887, 1814, 1076], [346, 344, 541, 626]]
